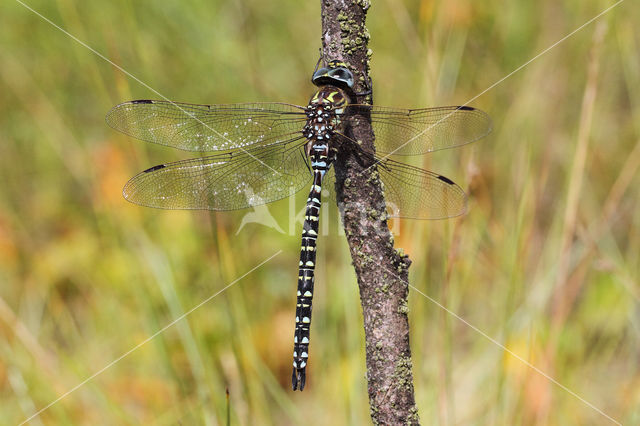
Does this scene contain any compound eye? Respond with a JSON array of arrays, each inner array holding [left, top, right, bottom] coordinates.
[[332, 69, 348, 79]]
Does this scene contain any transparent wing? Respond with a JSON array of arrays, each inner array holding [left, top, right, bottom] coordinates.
[[123, 136, 311, 210], [106, 100, 307, 152], [342, 105, 491, 156], [323, 156, 466, 220], [377, 158, 467, 219]]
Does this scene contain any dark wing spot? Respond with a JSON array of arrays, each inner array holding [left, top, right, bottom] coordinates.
[[456, 105, 474, 111], [437, 175, 455, 185], [143, 164, 166, 173], [131, 99, 154, 104]]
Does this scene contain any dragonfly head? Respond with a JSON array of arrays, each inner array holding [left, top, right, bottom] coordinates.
[[312, 61, 355, 90]]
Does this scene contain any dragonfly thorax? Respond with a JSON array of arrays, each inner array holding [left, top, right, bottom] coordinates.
[[303, 86, 348, 143]]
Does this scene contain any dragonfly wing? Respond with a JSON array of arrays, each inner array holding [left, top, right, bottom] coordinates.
[[320, 143, 466, 220], [107, 100, 307, 152], [342, 105, 491, 156], [377, 158, 467, 219], [123, 136, 310, 210]]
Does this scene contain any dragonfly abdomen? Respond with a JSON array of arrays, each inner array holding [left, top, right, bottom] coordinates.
[[292, 172, 322, 391], [293, 146, 333, 389]]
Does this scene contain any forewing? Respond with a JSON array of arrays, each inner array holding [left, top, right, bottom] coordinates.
[[377, 158, 467, 219], [106, 100, 307, 152], [123, 136, 310, 210], [342, 105, 491, 156]]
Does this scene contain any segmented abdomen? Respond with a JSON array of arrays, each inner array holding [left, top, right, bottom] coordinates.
[[291, 143, 330, 391]]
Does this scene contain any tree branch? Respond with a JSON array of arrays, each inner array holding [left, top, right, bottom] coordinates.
[[319, 1, 420, 424]]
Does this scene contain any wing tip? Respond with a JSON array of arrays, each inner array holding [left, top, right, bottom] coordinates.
[[105, 99, 156, 127], [104, 105, 119, 129], [454, 105, 493, 137]]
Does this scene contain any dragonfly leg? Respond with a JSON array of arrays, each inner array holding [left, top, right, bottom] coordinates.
[[353, 73, 373, 98]]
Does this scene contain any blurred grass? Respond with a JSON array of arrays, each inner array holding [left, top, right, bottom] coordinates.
[[0, 0, 639, 424]]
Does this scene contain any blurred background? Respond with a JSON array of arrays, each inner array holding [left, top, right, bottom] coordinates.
[[1, 0, 639, 424]]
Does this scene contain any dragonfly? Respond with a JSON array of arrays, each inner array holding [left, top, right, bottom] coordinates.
[[106, 60, 492, 391]]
